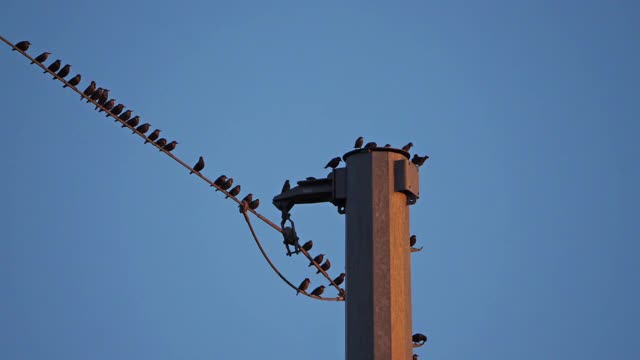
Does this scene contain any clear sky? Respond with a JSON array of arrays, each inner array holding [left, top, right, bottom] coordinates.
[[1, 1, 639, 359]]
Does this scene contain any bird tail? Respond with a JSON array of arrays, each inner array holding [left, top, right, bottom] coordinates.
[[63, 84, 68, 88], [52, 76, 57, 80], [189, 171, 194, 174], [30, 61, 35, 64], [144, 140, 149, 144], [43, 70, 48, 73], [105, 114, 111, 118], [121, 124, 127, 128]]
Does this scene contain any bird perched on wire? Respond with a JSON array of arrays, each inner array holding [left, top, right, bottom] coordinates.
[[297, 278, 310, 295], [310, 285, 325, 297], [309, 254, 325, 267], [108, 103, 125, 117], [301, 240, 313, 252], [31, 51, 50, 64], [13, 41, 30, 52], [145, 129, 161, 144], [281, 179, 290, 194], [88, 87, 103, 103], [162, 141, 178, 152], [99, 99, 116, 113], [317, 259, 331, 274], [325, 157, 342, 169], [81, 81, 96, 99], [241, 193, 253, 204], [354, 136, 364, 149], [155, 138, 167, 147], [45, 59, 61, 74], [191, 156, 205, 174], [226, 185, 241, 198], [412, 154, 429, 167], [213, 175, 227, 189], [123, 116, 140, 128], [135, 123, 151, 135], [410, 235, 417, 247], [63, 74, 81, 88], [402, 142, 414, 152], [249, 199, 260, 210], [117, 110, 133, 122], [364, 142, 377, 149], [221, 178, 234, 191], [53, 64, 71, 80], [412, 333, 427, 345], [97, 89, 110, 107], [330, 273, 345, 287]]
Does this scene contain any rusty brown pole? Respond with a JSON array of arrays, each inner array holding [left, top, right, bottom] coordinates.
[[344, 149, 416, 360]]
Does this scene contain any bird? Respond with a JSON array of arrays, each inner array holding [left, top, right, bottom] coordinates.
[[191, 156, 205, 174], [45, 59, 61, 74], [63, 74, 81, 88], [310, 285, 325, 297], [354, 136, 364, 148], [81, 81, 96, 99], [31, 52, 50, 64], [54, 64, 71, 80], [331, 273, 346, 287], [88, 87, 103, 103], [108, 103, 125, 117], [324, 157, 341, 169], [162, 141, 178, 152], [363, 142, 377, 149], [297, 278, 311, 295], [13, 40, 31, 52], [383, 144, 392, 148], [412, 154, 430, 167], [301, 240, 313, 252], [155, 138, 167, 147], [413, 355, 419, 360], [412, 333, 427, 345], [306, 177, 317, 181], [145, 129, 161, 144], [249, 199, 260, 210], [135, 123, 151, 135], [309, 254, 324, 267], [241, 193, 253, 204], [123, 116, 140, 128], [221, 178, 234, 191], [402, 142, 414, 152], [99, 99, 115, 113], [410, 235, 417, 247], [317, 258, 331, 274], [281, 179, 290, 193], [117, 110, 133, 122], [226, 185, 241, 198], [97, 89, 110, 107], [213, 175, 227, 188]]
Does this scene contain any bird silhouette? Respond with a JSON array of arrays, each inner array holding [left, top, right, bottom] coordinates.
[[54, 64, 71, 80], [249, 199, 260, 210], [364, 142, 377, 149], [309, 254, 325, 267], [13, 41, 31, 52], [135, 123, 151, 135], [118, 110, 133, 122], [146, 129, 161, 144], [155, 138, 167, 147], [63, 74, 81, 88], [226, 185, 241, 198], [191, 156, 205, 174], [410, 235, 417, 247], [297, 278, 310, 295], [88, 87, 103, 103], [402, 142, 414, 152], [354, 136, 364, 149], [383, 144, 392, 148], [81, 81, 96, 99], [281, 179, 290, 193], [99, 99, 116, 113], [310, 285, 325, 297], [324, 157, 341, 169], [221, 178, 234, 191], [413, 354, 419, 360], [97, 89, 110, 107], [123, 116, 140, 128], [412, 333, 427, 345], [412, 154, 429, 167], [317, 259, 331, 274], [302, 240, 313, 252], [108, 103, 125, 117], [331, 273, 345, 287], [213, 175, 227, 188], [31, 52, 50, 64], [45, 59, 61, 74], [162, 141, 178, 152], [241, 193, 253, 205]]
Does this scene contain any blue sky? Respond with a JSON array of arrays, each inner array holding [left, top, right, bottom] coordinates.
[[1, 1, 639, 359]]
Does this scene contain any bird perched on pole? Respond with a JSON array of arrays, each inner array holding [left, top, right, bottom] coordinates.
[[249, 199, 260, 210], [124, 116, 140, 128], [354, 136, 364, 149], [99, 99, 116, 113], [410, 235, 417, 247], [162, 141, 178, 152], [154, 138, 167, 148], [412, 154, 429, 167], [281, 179, 290, 193], [13, 41, 30, 52], [108, 103, 125, 117], [297, 278, 310, 295], [81, 81, 96, 99], [31, 52, 50, 64], [145, 129, 161, 144], [118, 110, 133, 122], [191, 156, 205, 174], [54, 64, 71, 80], [226, 185, 241, 198], [88, 87, 103, 103], [413, 354, 419, 360], [363, 141, 377, 149], [330, 273, 345, 287], [317, 259, 331, 274], [309, 254, 324, 267], [135, 123, 151, 135], [45, 59, 61, 74], [241, 193, 253, 205], [301, 240, 313, 252], [310, 285, 325, 297], [412, 333, 428, 345], [325, 157, 341, 169], [402, 142, 414, 152], [63, 74, 81, 88], [383, 144, 392, 148]]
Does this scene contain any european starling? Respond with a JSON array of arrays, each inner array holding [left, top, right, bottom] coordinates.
[[135, 123, 151, 135], [117, 110, 133, 122], [162, 140, 178, 152], [108, 103, 125, 117], [302, 240, 313, 252], [297, 278, 310, 295], [191, 156, 205, 174], [281, 179, 290, 193], [45, 59, 61, 74], [221, 178, 234, 191], [31, 52, 51, 64], [249, 199, 260, 210], [413, 355, 419, 360], [383, 144, 391, 148], [226, 185, 241, 198], [306, 177, 317, 181], [99, 99, 116, 113], [410, 235, 417, 247], [331, 273, 346, 287], [309, 254, 324, 267], [14, 41, 30, 52], [412, 154, 429, 167], [354, 136, 364, 148], [402, 142, 414, 152], [145, 129, 161, 144], [97, 89, 109, 107], [363, 142, 377, 149], [412, 333, 427, 344], [123, 116, 140, 128], [54, 64, 71, 80], [324, 157, 341, 169], [155, 138, 167, 147], [241, 193, 253, 204], [310, 285, 325, 297], [81, 81, 96, 99], [213, 175, 227, 188], [88, 87, 103, 103], [317, 258, 331, 274], [63, 74, 81, 88]]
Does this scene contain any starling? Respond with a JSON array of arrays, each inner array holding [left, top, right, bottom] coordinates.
[[306, 177, 317, 181], [324, 157, 341, 169], [145, 129, 161, 144], [221, 178, 234, 191], [81, 81, 96, 99], [281, 179, 290, 194], [309, 254, 324, 267], [99, 99, 116, 113], [412, 333, 428, 344], [412, 154, 429, 167], [413, 355, 419, 360], [297, 278, 311, 295], [410, 235, 417, 247], [14, 41, 31, 52], [63, 74, 81, 88], [117, 110, 133, 122], [108, 103, 125, 117], [213, 175, 227, 188], [354, 136, 364, 148], [383, 144, 392, 148], [162, 140, 178, 152], [155, 138, 167, 147], [226, 185, 241, 198], [45, 59, 61, 74], [331, 273, 346, 287], [135, 123, 151, 135], [123, 116, 140, 128], [249, 198, 260, 210], [310, 285, 325, 297], [317, 258, 331, 274], [88, 87, 103, 103], [54, 64, 71, 80], [191, 156, 205, 174], [301, 240, 313, 252], [31, 52, 51, 64], [363, 142, 377, 149], [97, 89, 110, 107], [241, 193, 253, 204], [402, 142, 414, 152]]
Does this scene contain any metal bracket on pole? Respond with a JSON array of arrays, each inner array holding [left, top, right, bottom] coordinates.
[[272, 169, 347, 214]]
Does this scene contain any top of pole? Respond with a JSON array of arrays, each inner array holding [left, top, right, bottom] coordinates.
[[343, 147, 410, 161]]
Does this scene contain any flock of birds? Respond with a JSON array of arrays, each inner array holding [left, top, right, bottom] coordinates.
[[323, 136, 430, 170]]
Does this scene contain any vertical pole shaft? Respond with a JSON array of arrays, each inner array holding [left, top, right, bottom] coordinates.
[[345, 150, 413, 360]]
